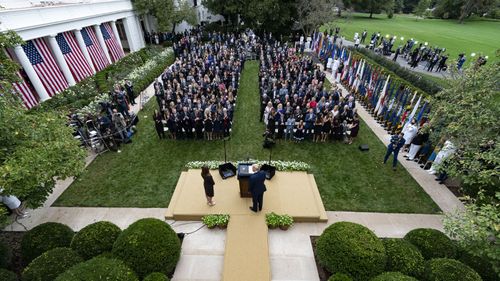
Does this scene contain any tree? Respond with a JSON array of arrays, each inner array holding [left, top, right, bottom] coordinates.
[[203, 0, 242, 25], [0, 31, 86, 226], [429, 61, 500, 197], [295, 0, 339, 36], [351, 0, 394, 18], [443, 192, 500, 276], [171, 0, 198, 33], [433, 0, 498, 22], [132, 0, 196, 32], [414, 0, 431, 19]]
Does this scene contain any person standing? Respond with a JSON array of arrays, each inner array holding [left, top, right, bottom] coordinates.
[[361, 30, 367, 44], [0, 190, 28, 218], [124, 79, 136, 105], [248, 164, 267, 212], [153, 110, 165, 139], [201, 166, 216, 206], [383, 133, 406, 170]]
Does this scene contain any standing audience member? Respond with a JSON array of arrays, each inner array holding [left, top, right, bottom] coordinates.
[[383, 133, 406, 170]]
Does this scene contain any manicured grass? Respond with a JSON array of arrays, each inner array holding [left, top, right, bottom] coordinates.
[[323, 13, 499, 63], [54, 61, 440, 213]]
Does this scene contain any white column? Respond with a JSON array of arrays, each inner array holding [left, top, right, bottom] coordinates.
[[142, 15, 151, 33], [123, 16, 140, 52], [74, 29, 96, 73], [135, 16, 145, 49], [93, 24, 112, 63], [46, 35, 76, 86], [13, 45, 50, 101], [110, 20, 124, 52]]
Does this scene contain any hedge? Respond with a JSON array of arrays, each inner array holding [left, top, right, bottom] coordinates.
[[0, 240, 11, 268], [22, 247, 83, 281], [404, 228, 456, 260], [316, 222, 386, 281], [70, 221, 121, 260], [54, 257, 138, 281], [0, 268, 17, 281], [328, 273, 353, 281], [143, 272, 170, 281], [382, 238, 425, 277], [458, 250, 497, 281], [370, 272, 419, 281], [21, 222, 74, 264], [111, 218, 181, 278], [425, 258, 482, 281]]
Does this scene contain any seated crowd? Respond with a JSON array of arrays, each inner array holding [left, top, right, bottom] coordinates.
[[152, 31, 256, 140], [259, 40, 360, 144]]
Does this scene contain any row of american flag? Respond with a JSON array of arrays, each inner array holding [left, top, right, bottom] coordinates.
[[9, 22, 125, 109]]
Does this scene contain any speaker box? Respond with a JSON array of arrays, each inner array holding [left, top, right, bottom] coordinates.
[[359, 144, 369, 151], [261, 164, 276, 180], [218, 162, 237, 179]]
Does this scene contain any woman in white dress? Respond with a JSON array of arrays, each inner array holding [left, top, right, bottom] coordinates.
[[263, 101, 273, 126], [402, 119, 418, 151]]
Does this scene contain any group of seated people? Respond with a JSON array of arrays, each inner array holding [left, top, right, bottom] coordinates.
[[152, 31, 255, 140], [259, 40, 360, 144]]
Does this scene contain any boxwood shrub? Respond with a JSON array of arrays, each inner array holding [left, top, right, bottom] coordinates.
[[382, 238, 425, 277], [22, 247, 83, 281], [0, 268, 17, 281], [316, 222, 386, 280], [425, 258, 482, 281], [370, 272, 419, 281], [328, 273, 353, 281], [111, 218, 181, 278], [458, 250, 497, 281], [55, 256, 138, 281], [404, 228, 456, 260], [0, 240, 11, 268], [70, 221, 121, 260], [21, 222, 74, 264], [143, 272, 170, 281]]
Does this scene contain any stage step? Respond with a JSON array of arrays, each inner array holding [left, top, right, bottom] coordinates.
[[308, 174, 329, 222], [222, 215, 270, 281]]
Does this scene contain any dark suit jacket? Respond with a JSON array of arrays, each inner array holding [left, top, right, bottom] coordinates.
[[249, 171, 267, 195]]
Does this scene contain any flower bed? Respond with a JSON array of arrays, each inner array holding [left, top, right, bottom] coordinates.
[[185, 160, 311, 172]]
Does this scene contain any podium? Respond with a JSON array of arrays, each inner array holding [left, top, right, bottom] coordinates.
[[237, 163, 254, 198]]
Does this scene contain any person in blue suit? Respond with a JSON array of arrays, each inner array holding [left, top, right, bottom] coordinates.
[[383, 133, 406, 170], [249, 164, 267, 212]]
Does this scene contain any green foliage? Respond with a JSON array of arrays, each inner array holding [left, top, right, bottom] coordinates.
[[351, 0, 394, 18], [265, 212, 281, 228], [433, 0, 498, 22], [295, 0, 338, 36], [444, 192, 500, 276], [143, 272, 170, 281], [329, 273, 353, 281], [112, 218, 181, 278], [316, 222, 386, 280], [458, 249, 498, 281], [404, 228, 457, 260], [414, 0, 431, 18], [201, 214, 229, 228], [0, 240, 11, 268], [0, 31, 24, 95], [54, 257, 138, 281], [70, 221, 121, 260], [22, 247, 83, 281], [0, 268, 17, 281], [425, 258, 482, 281], [430, 62, 500, 196], [132, 0, 196, 32], [370, 271, 418, 281], [21, 222, 75, 264], [382, 238, 425, 277]]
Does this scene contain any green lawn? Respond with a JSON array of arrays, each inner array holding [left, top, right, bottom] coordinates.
[[54, 61, 440, 213], [323, 13, 499, 63]]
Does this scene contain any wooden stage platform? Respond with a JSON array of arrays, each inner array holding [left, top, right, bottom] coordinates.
[[165, 169, 328, 281]]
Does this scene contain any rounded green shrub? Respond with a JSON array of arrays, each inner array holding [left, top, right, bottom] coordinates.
[[316, 222, 386, 280], [328, 272, 353, 281], [54, 257, 138, 281], [143, 272, 170, 281], [0, 268, 17, 281], [21, 222, 74, 264], [382, 238, 424, 277], [22, 247, 83, 281], [459, 250, 497, 281], [425, 258, 482, 281], [111, 218, 181, 278], [70, 221, 121, 260], [0, 240, 11, 268], [370, 272, 419, 281], [404, 228, 456, 260]]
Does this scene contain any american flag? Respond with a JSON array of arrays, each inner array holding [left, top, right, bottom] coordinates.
[[100, 22, 125, 62], [22, 38, 68, 97], [4, 48, 39, 108], [56, 32, 94, 82], [81, 26, 110, 71]]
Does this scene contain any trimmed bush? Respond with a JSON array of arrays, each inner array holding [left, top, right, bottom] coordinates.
[[0, 240, 11, 268], [404, 228, 456, 260], [458, 250, 496, 281], [144, 272, 170, 281], [370, 272, 418, 281], [112, 218, 181, 278], [55, 257, 138, 281], [71, 221, 121, 260], [0, 268, 17, 281], [22, 247, 83, 281], [382, 238, 425, 277], [425, 258, 482, 281], [316, 222, 386, 280], [21, 222, 74, 264], [328, 272, 353, 281]]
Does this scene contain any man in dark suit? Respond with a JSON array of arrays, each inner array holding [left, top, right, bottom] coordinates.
[[383, 133, 406, 170], [249, 164, 267, 212]]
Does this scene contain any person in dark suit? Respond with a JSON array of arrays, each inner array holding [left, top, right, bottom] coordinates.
[[201, 166, 215, 206], [248, 164, 267, 212], [383, 133, 406, 170]]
